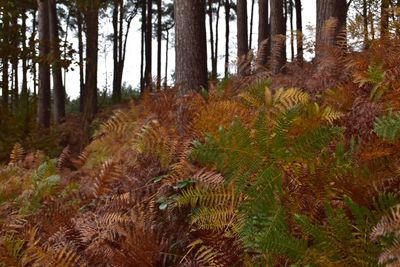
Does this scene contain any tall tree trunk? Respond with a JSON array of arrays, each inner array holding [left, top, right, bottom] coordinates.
[[31, 9, 38, 96], [175, 0, 208, 93], [362, 0, 369, 48], [83, 0, 99, 121], [214, 1, 221, 79], [157, 0, 162, 90], [112, 0, 120, 103], [224, 0, 230, 77], [11, 13, 19, 110], [49, 0, 65, 123], [249, 0, 255, 49], [237, 0, 249, 75], [295, 0, 303, 63], [77, 11, 84, 113], [270, 0, 286, 74], [289, 0, 294, 61], [37, 0, 51, 128], [2, 10, 9, 107], [21, 12, 28, 103], [164, 29, 169, 90], [381, 0, 389, 38], [140, 0, 146, 94], [316, 0, 348, 55], [258, 0, 270, 66], [208, 0, 216, 80], [144, 0, 152, 90], [63, 13, 70, 90]]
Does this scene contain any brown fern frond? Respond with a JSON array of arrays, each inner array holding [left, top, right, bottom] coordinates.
[[237, 50, 254, 77], [9, 143, 24, 166], [93, 110, 132, 139], [92, 160, 124, 197], [255, 39, 270, 72], [71, 147, 92, 169], [57, 146, 71, 170], [371, 204, 400, 240]]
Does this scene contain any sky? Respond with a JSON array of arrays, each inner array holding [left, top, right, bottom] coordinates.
[[65, 1, 317, 99]]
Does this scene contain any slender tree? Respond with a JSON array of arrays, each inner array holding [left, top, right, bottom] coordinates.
[[381, 0, 389, 38], [76, 9, 85, 113], [224, 0, 230, 77], [157, 0, 162, 90], [140, 0, 146, 94], [249, 0, 255, 49], [208, 0, 216, 80], [37, 0, 51, 128], [258, 0, 270, 66], [295, 0, 303, 63], [270, 0, 286, 74], [175, 0, 208, 93], [237, 0, 249, 75], [82, 0, 99, 121], [144, 0, 152, 90], [49, 0, 65, 123], [2, 8, 10, 107], [112, 0, 120, 102]]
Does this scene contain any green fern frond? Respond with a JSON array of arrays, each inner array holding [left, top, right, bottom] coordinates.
[[374, 111, 400, 141]]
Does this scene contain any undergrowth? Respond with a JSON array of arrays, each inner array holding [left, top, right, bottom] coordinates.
[[3, 39, 400, 266]]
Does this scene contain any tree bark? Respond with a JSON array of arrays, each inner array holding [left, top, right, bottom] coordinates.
[[208, 0, 216, 80], [270, 0, 286, 74], [381, 0, 389, 38], [157, 0, 162, 90], [249, 0, 255, 49], [289, 0, 294, 61], [49, 0, 65, 123], [224, 0, 230, 77], [295, 0, 303, 63], [144, 0, 152, 90], [2, 10, 9, 108], [37, 0, 51, 128], [258, 0, 270, 66], [214, 1, 221, 79], [140, 0, 146, 94], [77, 11, 84, 113], [237, 0, 249, 75], [175, 0, 208, 93], [316, 0, 347, 54], [112, 0, 120, 103], [83, 0, 99, 121]]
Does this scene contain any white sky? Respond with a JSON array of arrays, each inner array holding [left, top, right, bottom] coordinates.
[[65, 1, 316, 99]]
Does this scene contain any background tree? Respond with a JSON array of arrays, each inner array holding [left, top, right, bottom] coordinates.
[[237, 0, 248, 75], [270, 0, 286, 74], [49, 0, 66, 123], [258, 0, 270, 66], [175, 0, 208, 93], [37, 0, 51, 128], [295, 0, 303, 63]]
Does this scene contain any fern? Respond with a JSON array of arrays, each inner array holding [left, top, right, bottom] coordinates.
[[374, 111, 400, 141], [9, 143, 24, 166]]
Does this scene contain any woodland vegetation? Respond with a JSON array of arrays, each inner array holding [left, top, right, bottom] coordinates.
[[3, 0, 400, 266]]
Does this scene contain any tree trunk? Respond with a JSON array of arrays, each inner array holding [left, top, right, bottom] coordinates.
[[112, 0, 120, 103], [249, 0, 255, 49], [144, 0, 152, 90], [157, 0, 162, 90], [21, 12, 28, 103], [237, 0, 249, 75], [381, 0, 389, 38], [77, 11, 85, 113], [295, 0, 303, 63], [2, 10, 9, 107], [289, 0, 294, 61], [214, 1, 221, 79], [175, 0, 208, 93], [30, 9, 38, 96], [83, 0, 99, 121], [258, 0, 270, 66], [37, 0, 51, 128], [140, 0, 146, 94], [49, 0, 65, 123], [224, 0, 230, 77], [164, 29, 169, 90], [270, 0, 286, 74], [11, 13, 19, 110], [208, 0, 216, 80], [316, 0, 347, 54]]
